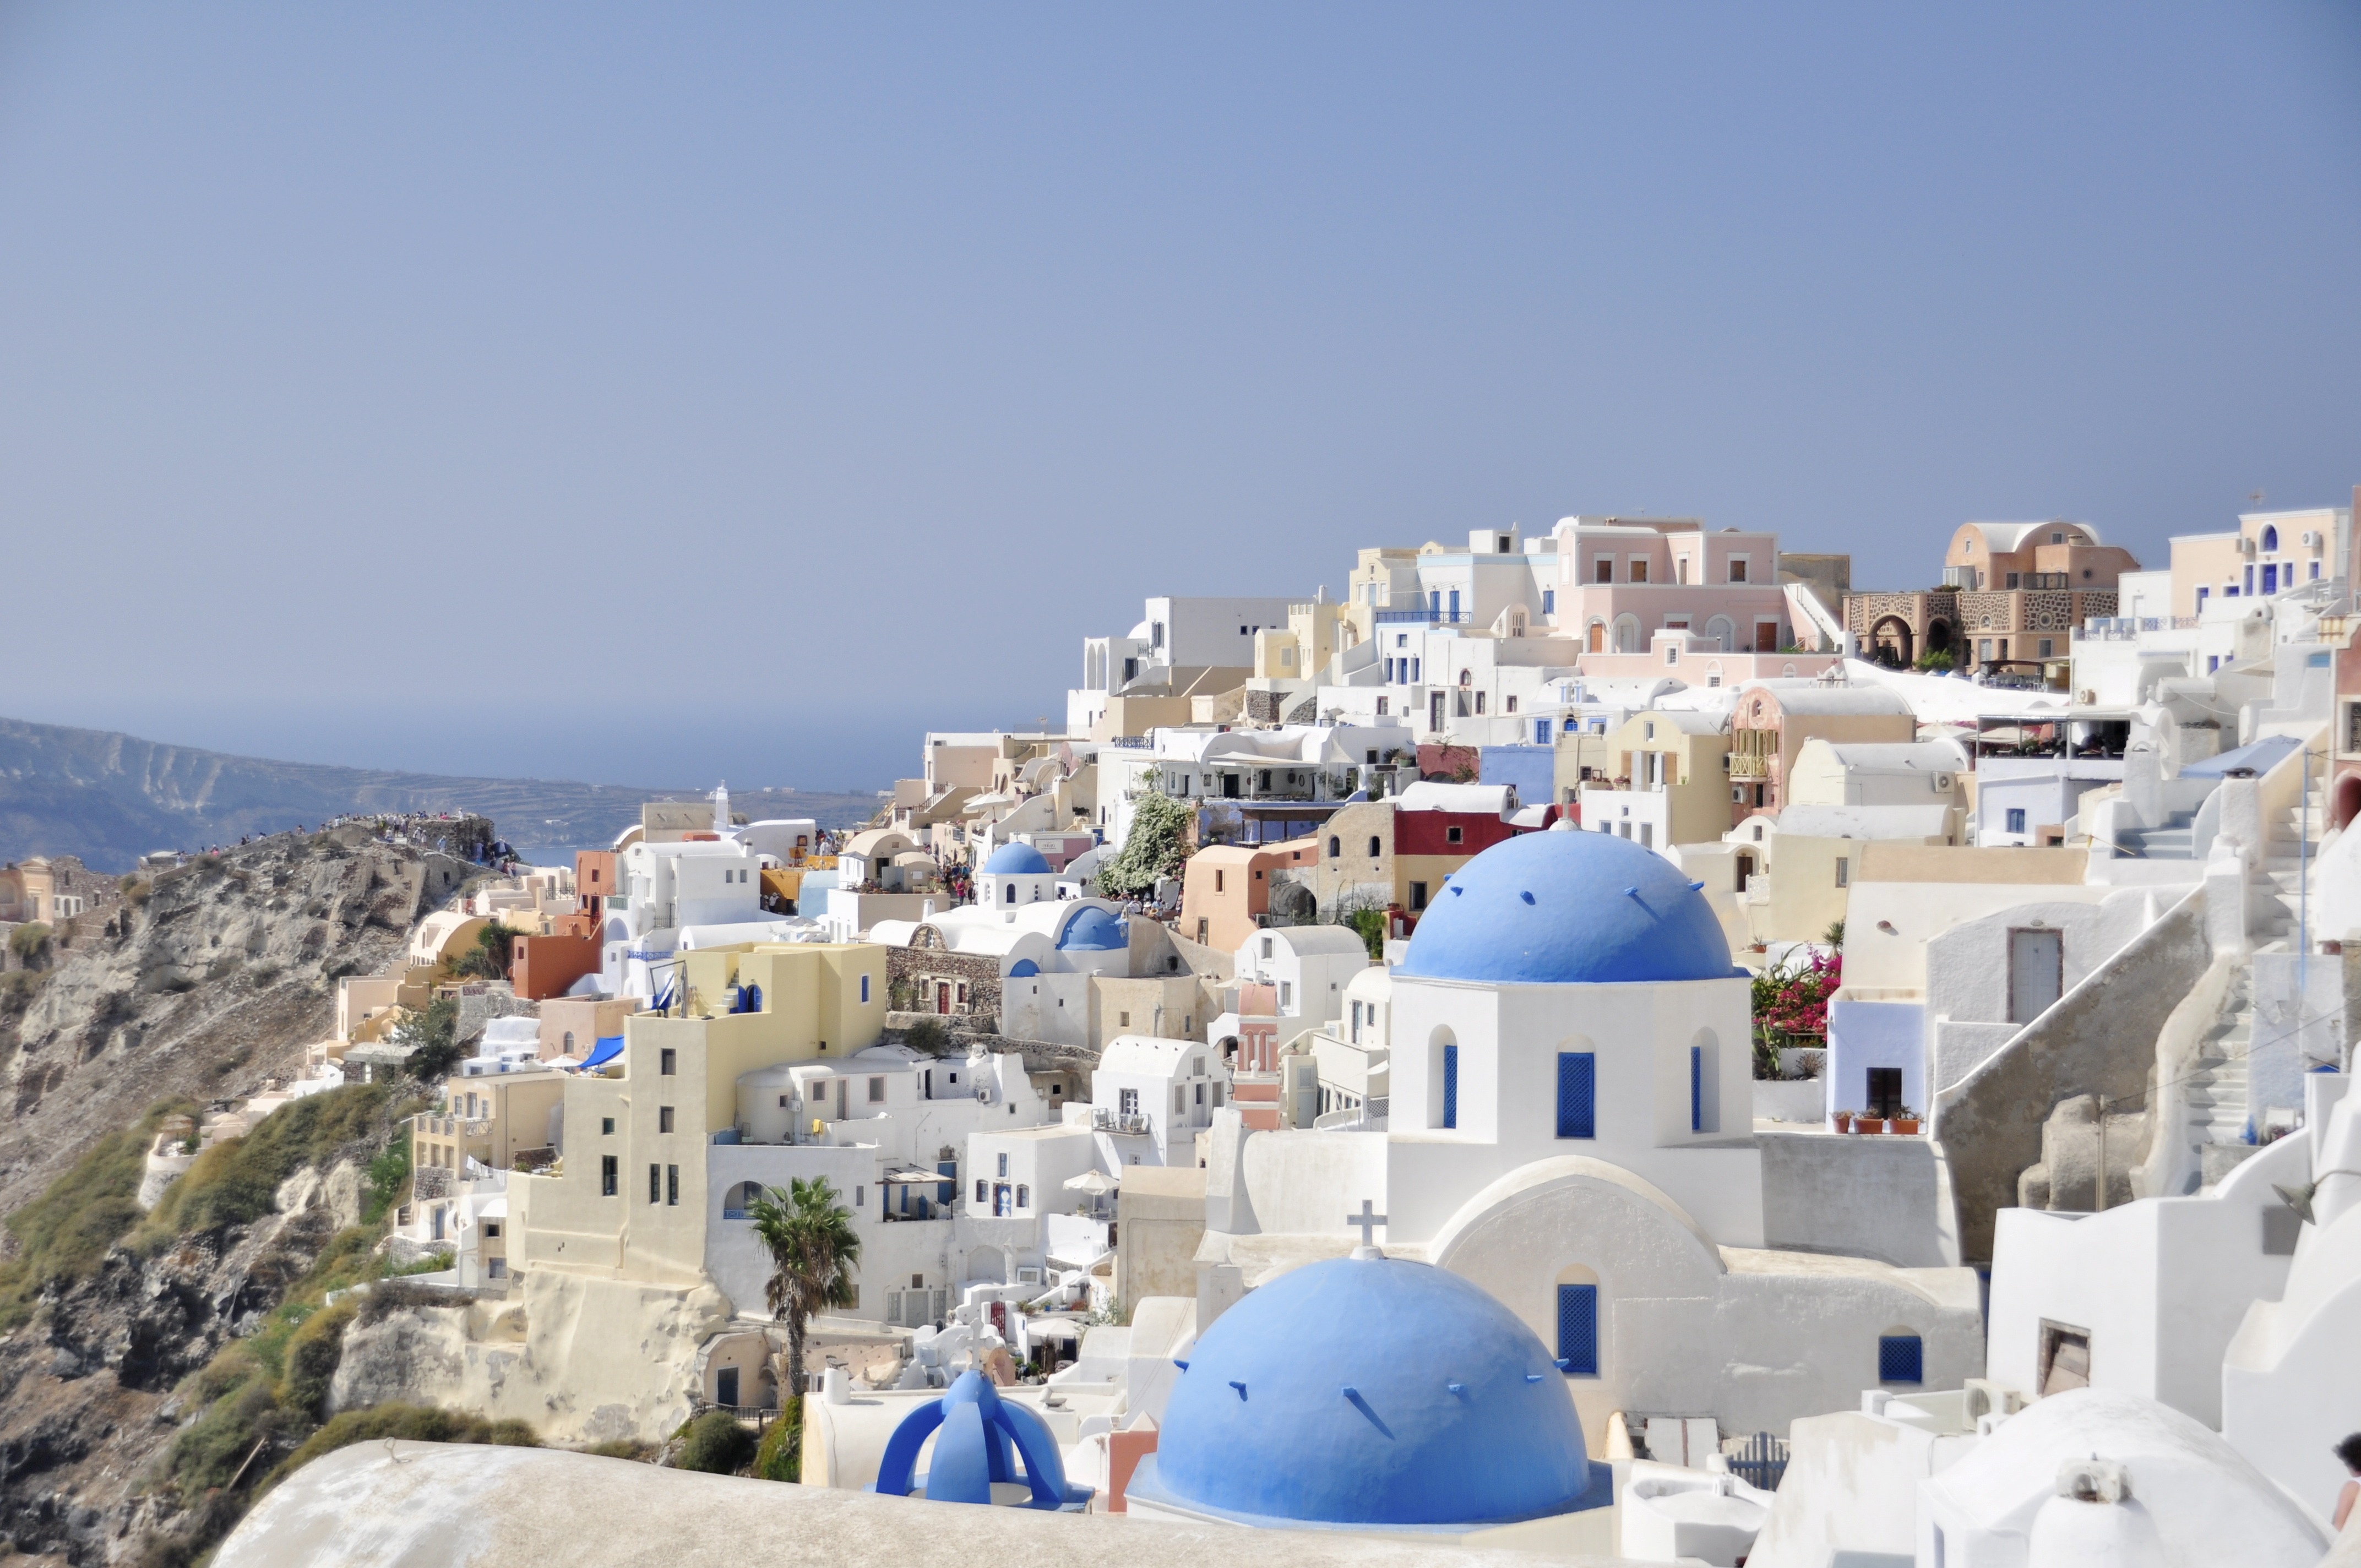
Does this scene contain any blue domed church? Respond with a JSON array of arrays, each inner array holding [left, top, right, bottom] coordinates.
[[1193, 826, 1984, 1453]]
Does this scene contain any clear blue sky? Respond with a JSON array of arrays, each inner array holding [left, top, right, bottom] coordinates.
[[2, 3, 2355, 791]]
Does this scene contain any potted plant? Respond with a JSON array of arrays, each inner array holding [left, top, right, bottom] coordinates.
[[1891, 1108, 1921, 1135], [1855, 1114, 1886, 1135], [1832, 1109, 1854, 1133]]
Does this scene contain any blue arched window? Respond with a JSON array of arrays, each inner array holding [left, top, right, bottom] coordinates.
[[2261, 525, 2280, 552]]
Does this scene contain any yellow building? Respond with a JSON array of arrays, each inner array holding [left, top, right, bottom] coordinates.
[[508, 942, 886, 1288], [1576, 711, 1733, 848]]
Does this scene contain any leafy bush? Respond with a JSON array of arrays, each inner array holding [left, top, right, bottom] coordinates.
[[901, 1017, 948, 1055], [1750, 948, 1842, 1079], [674, 1409, 757, 1474], [137, 1084, 394, 1248], [392, 995, 464, 1082], [265, 1403, 537, 1488], [0, 1099, 197, 1329], [8, 922, 52, 968], [363, 1125, 412, 1225], [1096, 788, 1191, 899], [753, 1398, 802, 1482], [278, 1302, 355, 1422], [1913, 650, 1955, 673]]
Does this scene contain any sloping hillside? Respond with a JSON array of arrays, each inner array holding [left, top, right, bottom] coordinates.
[[0, 717, 881, 870]]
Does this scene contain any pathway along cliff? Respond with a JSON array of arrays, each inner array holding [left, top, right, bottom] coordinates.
[[0, 828, 485, 1563]]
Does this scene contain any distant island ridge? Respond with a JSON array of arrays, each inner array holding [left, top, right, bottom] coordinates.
[[0, 716, 886, 872]]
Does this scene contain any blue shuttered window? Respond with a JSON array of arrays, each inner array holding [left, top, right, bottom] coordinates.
[[1441, 1044, 1459, 1129], [1556, 1053, 1595, 1139], [1690, 1046, 1703, 1133], [1557, 1284, 1599, 1375], [1879, 1335, 1924, 1384]]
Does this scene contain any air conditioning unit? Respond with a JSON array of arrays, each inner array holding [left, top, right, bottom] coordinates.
[[2302, 531, 2319, 547], [1933, 775, 1955, 792], [2077, 690, 2098, 705]]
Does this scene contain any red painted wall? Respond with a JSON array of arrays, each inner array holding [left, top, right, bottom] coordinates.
[[1393, 810, 1520, 857]]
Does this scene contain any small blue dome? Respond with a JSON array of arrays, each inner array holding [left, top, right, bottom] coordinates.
[[871, 1370, 1090, 1510], [1057, 907, 1127, 951], [981, 842, 1052, 875], [1150, 1256, 1591, 1526], [1397, 829, 1734, 986], [1007, 957, 1040, 978]]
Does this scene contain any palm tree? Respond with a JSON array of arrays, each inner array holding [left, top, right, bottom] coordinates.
[[748, 1176, 862, 1401]]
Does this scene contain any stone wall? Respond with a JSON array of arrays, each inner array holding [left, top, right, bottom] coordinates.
[[1930, 886, 2211, 1264], [884, 946, 1001, 1020]]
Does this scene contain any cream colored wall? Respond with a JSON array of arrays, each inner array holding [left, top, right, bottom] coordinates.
[[2170, 533, 2245, 618], [1092, 977, 1205, 1044], [510, 942, 887, 1293]]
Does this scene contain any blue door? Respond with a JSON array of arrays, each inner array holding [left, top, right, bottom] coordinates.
[[1557, 1284, 1598, 1375], [1690, 1046, 1704, 1133], [1556, 1053, 1595, 1139], [1441, 1044, 1459, 1129]]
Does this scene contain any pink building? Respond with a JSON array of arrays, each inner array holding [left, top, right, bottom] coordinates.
[[1551, 517, 1802, 657], [1575, 628, 1842, 688]]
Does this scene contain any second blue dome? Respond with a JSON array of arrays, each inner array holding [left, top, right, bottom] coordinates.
[[1397, 829, 1736, 986]]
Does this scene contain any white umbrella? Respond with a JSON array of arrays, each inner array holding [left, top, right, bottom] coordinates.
[[1063, 1170, 1119, 1195]]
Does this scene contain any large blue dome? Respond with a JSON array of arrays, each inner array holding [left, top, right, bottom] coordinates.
[[1397, 829, 1736, 986], [1056, 906, 1127, 951], [1148, 1256, 1592, 1526], [981, 842, 1051, 875]]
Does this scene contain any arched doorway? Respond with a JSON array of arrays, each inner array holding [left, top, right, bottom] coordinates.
[[2336, 771, 2361, 831], [1868, 616, 1914, 668], [1925, 619, 1954, 656]]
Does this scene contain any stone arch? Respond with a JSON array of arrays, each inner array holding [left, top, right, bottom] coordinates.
[[966, 1245, 1008, 1283], [1868, 615, 1914, 667], [1925, 618, 1954, 655]]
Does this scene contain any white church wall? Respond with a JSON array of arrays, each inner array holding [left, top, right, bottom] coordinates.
[[1237, 1128, 1390, 1237], [1987, 1155, 2300, 1427], [1759, 1131, 1955, 1268]]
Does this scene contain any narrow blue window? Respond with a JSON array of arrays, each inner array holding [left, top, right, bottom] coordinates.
[[860, 974, 871, 1004], [1430, 589, 1441, 613], [1542, 589, 1555, 616], [1448, 589, 1461, 620], [1879, 1335, 1924, 1384], [1535, 719, 1552, 744], [1690, 1046, 1703, 1133], [1557, 1284, 1598, 1374], [1441, 1044, 1459, 1129], [1555, 1052, 1595, 1139]]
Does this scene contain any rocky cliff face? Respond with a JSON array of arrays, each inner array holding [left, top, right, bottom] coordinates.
[[0, 1160, 368, 1562], [0, 831, 442, 1226]]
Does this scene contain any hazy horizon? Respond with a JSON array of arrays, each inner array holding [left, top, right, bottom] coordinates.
[[3, 3, 2357, 791]]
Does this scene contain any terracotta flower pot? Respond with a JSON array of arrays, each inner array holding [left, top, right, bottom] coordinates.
[[1832, 1112, 1853, 1133], [1892, 1118, 1921, 1135], [1854, 1117, 1886, 1135]]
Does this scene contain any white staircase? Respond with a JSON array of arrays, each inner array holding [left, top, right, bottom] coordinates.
[[2188, 966, 2256, 1152], [2253, 784, 2329, 943]]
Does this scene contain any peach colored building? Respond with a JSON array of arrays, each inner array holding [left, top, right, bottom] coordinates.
[[1552, 517, 1803, 655], [1177, 837, 1320, 952], [2168, 504, 2354, 619], [1727, 682, 1916, 823]]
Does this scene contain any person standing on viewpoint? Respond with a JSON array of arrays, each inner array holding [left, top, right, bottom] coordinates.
[[2334, 1433, 2361, 1532]]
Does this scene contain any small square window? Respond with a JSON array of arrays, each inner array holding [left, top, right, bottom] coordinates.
[[659, 1106, 674, 1133], [1446, 826, 1463, 844], [601, 1117, 615, 1136], [1878, 1335, 1924, 1384], [659, 1048, 677, 1076]]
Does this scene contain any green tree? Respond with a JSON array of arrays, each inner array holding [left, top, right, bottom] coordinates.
[[748, 1177, 862, 1401], [451, 923, 511, 981], [391, 995, 464, 1083], [1096, 789, 1191, 900], [1913, 649, 1955, 673]]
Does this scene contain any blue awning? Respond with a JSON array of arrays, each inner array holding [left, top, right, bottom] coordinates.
[[578, 1035, 624, 1071]]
